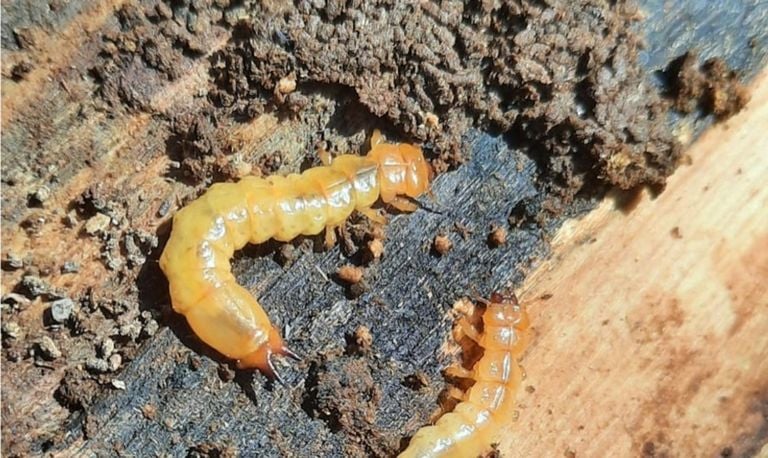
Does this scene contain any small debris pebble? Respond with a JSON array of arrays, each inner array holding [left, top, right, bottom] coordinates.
[[86, 357, 110, 373], [353, 325, 373, 350], [98, 337, 115, 358], [433, 234, 453, 255], [37, 336, 62, 360], [2, 321, 24, 340], [142, 318, 159, 337], [2, 253, 23, 270], [64, 210, 78, 228], [346, 325, 373, 354], [141, 403, 158, 420], [108, 353, 123, 371], [366, 239, 384, 261], [119, 322, 142, 340], [2, 293, 31, 310], [61, 261, 80, 274], [85, 213, 111, 235], [157, 199, 172, 217], [29, 185, 51, 206], [276, 243, 296, 266], [276, 76, 297, 95], [50, 298, 75, 323], [488, 226, 507, 247], [337, 265, 364, 285], [20, 275, 50, 298]]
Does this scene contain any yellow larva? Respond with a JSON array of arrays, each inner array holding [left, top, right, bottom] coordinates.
[[159, 131, 431, 378], [399, 292, 530, 458]]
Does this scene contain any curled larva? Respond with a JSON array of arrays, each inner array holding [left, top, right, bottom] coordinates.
[[399, 292, 530, 458], [159, 130, 431, 379]]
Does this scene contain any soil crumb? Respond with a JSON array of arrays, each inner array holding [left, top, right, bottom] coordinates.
[[336, 265, 364, 285], [206, 1, 686, 204], [662, 52, 750, 119], [488, 226, 508, 248], [433, 234, 453, 255], [89, 0, 733, 209]]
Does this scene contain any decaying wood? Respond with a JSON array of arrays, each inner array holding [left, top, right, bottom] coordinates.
[[2, 1, 767, 457]]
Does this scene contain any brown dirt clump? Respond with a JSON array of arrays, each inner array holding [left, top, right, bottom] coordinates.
[[302, 356, 394, 457], [206, 0, 684, 205], [187, 442, 239, 458], [336, 265, 364, 285], [89, 1, 753, 207], [433, 234, 453, 255], [662, 52, 750, 119], [488, 226, 508, 248]]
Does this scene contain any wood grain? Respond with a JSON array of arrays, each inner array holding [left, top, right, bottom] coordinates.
[[505, 68, 768, 457]]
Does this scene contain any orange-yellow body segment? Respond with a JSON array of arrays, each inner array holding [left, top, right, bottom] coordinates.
[[399, 293, 530, 458], [159, 131, 430, 376]]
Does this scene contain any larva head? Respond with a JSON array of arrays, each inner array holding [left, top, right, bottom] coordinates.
[[485, 292, 528, 329], [399, 143, 432, 198], [368, 140, 431, 201]]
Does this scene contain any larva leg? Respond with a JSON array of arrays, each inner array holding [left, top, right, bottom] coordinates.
[[388, 196, 419, 213], [318, 147, 333, 166], [358, 207, 387, 225], [444, 365, 473, 380], [445, 385, 466, 401], [455, 317, 481, 343], [324, 225, 338, 249], [370, 129, 384, 147]]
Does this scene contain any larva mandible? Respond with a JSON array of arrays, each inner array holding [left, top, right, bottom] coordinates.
[[159, 130, 431, 379], [399, 293, 530, 458]]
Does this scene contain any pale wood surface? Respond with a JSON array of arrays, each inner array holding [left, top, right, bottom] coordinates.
[[506, 69, 768, 457]]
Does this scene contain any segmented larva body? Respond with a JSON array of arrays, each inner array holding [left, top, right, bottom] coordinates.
[[159, 131, 430, 377], [400, 293, 530, 458]]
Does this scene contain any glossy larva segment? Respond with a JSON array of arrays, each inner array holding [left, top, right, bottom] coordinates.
[[160, 229, 232, 285], [465, 381, 506, 411], [202, 182, 252, 249], [159, 131, 430, 376], [351, 162, 379, 206], [472, 352, 516, 384], [182, 278, 271, 359], [453, 400, 492, 427], [162, 204, 233, 268], [482, 325, 516, 350], [166, 266, 228, 313], [241, 176, 280, 245], [329, 156, 380, 209], [398, 295, 530, 458], [292, 169, 332, 233], [300, 165, 354, 227], [433, 413, 475, 444], [299, 194, 330, 235], [270, 175, 308, 241], [368, 147, 404, 202], [485, 303, 525, 326], [482, 325, 529, 357]]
